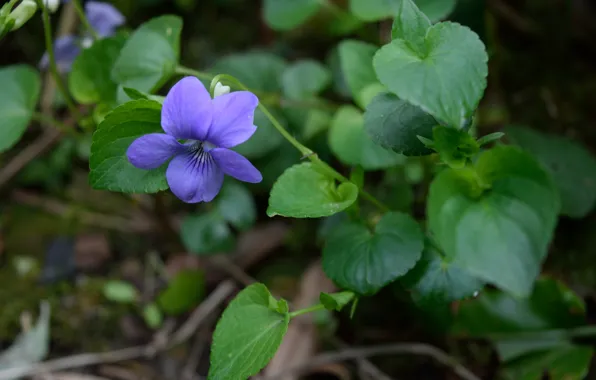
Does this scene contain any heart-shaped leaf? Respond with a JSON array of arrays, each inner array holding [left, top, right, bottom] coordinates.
[[364, 92, 437, 156], [281, 59, 331, 100], [427, 146, 560, 296], [329, 105, 404, 170], [0, 65, 41, 153], [267, 163, 359, 218], [89, 99, 168, 192], [374, 22, 488, 128], [401, 246, 484, 306], [112, 15, 182, 93], [323, 212, 424, 295], [209, 283, 290, 379]]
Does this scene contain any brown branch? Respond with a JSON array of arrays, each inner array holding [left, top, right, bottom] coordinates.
[[258, 343, 481, 380]]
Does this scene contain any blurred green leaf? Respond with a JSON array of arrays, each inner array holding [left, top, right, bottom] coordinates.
[[112, 15, 182, 93], [142, 303, 163, 329], [215, 181, 256, 231], [263, 0, 320, 30], [211, 52, 287, 93], [329, 105, 404, 170], [157, 269, 205, 315], [0, 65, 40, 153], [234, 107, 286, 159], [282, 60, 331, 100], [338, 40, 383, 109], [69, 35, 126, 104], [181, 212, 235, 255], [103, 280, 139, 303], [506, 125, 596, 218], [349, 0, 456, 22]]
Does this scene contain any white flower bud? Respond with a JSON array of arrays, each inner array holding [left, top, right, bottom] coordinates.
[[10, 0, 37, 31], [44, 0, 61, 13], [214, 82, 230, 98]]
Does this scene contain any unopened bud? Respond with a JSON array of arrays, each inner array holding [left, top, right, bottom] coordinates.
[[10, 0, 37, 31], [44, 0, 61, 13], [214, 82, 230, 98]]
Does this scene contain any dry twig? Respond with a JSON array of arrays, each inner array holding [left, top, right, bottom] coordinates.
[[258, 343, 480, 380]]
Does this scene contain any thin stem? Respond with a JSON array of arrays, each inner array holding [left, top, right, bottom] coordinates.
[[71, 0, 99, 39], [289, 303, 326, 318], [175, 66, 215, 82], [31, 112, 70, 132], [37, 0, 79, 118], [177, 66, 391, 212]]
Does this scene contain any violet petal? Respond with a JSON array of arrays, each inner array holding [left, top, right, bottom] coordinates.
[[206, 91, 258, 148], [126, 133, 184, 170], [162, 77, 213, 140], [39, 35, 80, 73], [166, 151, 224, 203], [210, 148, 262, 183], [85, 1, 125, 37]]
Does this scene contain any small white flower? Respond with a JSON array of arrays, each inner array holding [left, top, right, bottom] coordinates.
[[44, 0, 61, 13], [10, 0, 37, 31], [214, 82, 230, 98]]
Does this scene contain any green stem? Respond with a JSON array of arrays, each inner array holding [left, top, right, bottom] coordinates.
[[31, 112, 71, 132], [175, 66, 215, 82], [37, 0, 79, 118], [71, 0, 99, 39], [289, 303, 326, 318], [177, 66, 391, 213]]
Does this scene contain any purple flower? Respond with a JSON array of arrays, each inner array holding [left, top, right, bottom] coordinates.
[[39, 1, 124, 72], [126, 77, 263, 203]]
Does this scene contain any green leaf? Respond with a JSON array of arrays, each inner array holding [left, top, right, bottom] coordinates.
[[477, 131, 505, 146], [157, 269, 205, 315], [89, 99, 169, 192], [364, 92, 437, 156], [211, 52, 287, 93], [0, 65, 40, 153], [69, 35, 126, 104], [428, 146, 560, 297], [209, 283, 290, 379], [329, 105, 404, 170], [322, 212, 424, 295], [503, 346, 592, 380], [320, 291, 355, 311], [112, 15, 182, 93], [234, 107, 286, 159], [103, 280, 139, 303], [392, 0, 431, 50], [506, 125, 596, 218], [338, 40, 383, 109], [267, 163, 359, 218], [263, 0, 320, 30], [181, 212, 235, 255], [282, 60, 331, 100], [401, 246, 483, 305], [452, 278, 591, 379], [349, 0, 456, 22], [374, 22, 488, 128], [142, 303, 163, 329], [215, 181, 256, 230]]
